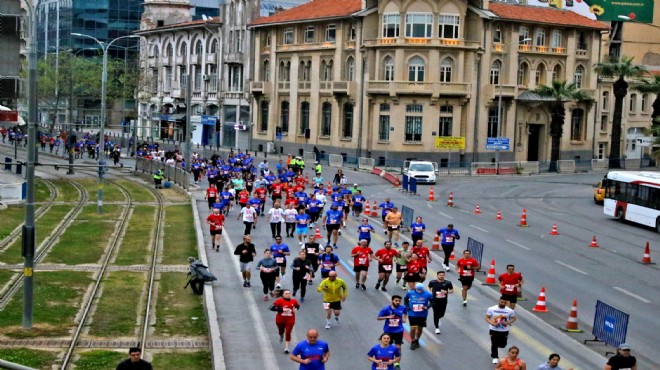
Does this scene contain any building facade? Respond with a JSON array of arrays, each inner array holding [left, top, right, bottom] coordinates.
[[0, 0, 22, 108]]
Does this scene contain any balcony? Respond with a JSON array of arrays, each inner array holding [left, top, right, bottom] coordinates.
[[192, 54, 203, 65], [207, 53, 217, 64], [298, 81, 311, 91], [551, 47, 566, 54], [345, 40, 356, 49], [161, 55, 173, 65], [175, 55, 185, 65], [367, 81, 469, 97], [250, 81, 272, 94], [373, 37, 465, 47], [225, 51, 243, 64], [576, 49, 589, 59], [484, 84, 517, 100], [331, 81, 357, 96], [278, 81, 290, 92], [378, 38, 397, 45], [405, 38, 430, 45]]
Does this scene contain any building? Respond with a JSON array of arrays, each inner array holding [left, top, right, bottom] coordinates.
[[0, 0, 22, 109], [249, 0, 607, 165]]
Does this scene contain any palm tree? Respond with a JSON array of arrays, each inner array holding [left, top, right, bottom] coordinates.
[[593, 56, 647, 168], [534, 80, 590, 172], [633, 74, 660, 128]]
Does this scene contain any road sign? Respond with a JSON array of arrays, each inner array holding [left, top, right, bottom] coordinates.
[[435, 136, 465, 149], [486, 137, 510, 150], [636, 136, 653, 147]]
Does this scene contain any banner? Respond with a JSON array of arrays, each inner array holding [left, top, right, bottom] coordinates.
[[435, 136, 465, 149], [527, 0, 654, 23]]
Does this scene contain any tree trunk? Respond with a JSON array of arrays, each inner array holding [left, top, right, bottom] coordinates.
[[548, 102, 565, 172], [652, 96, 660, 128], [609, 77, 628, 169]]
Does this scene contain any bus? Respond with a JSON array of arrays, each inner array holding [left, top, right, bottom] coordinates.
[[603, 171, 660, 233]]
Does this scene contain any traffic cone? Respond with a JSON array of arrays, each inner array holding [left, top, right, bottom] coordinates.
[[642, 242, 653, 264], [314, 227, 323, 239], [484, 259, 497, 285], [364, 200, 370, 215], [447, 192, 454, 207], [561, 299, 583, 332], [588, 235, 599, 248], [474, 205, 481, 214], [327, 182, 332, 194], [496, 210, 502, 221], [549, 224, 560, 235], [371, 200, 378, 217], [532, 287, 549, 312], [518, 208, 529, 227], [431, 235, 440, 251], [449, 250, 456, 260], [428, 187, 435, 202]]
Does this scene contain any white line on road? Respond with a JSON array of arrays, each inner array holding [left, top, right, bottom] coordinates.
[[506, 239, 531, 251], [613, 286, 651, 303], [470, 224, 489, 233], [437, 211, 454, 219], [460, 209, 471, 214], [554, 260, 588, 275]]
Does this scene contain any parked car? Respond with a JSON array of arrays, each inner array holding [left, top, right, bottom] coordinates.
[[404, 161, 437, 185]]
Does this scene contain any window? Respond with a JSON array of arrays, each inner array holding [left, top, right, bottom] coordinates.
[[379, 115, 390, 141], [438, 105, 453, 136], [552, 64, 562, 81], [518, 62, 529, 86], [405, 13, 433, 38], [151, 69, 158, 92], [265, 33, 271, 47], [280, 101, 289, 133], [641, 94, 648, 112], [180, 43, 187, 58], [194, 66, 202, 91], [535, 29, 546, 46], [570, 108, 585, 141], [283, 28, 294, 45], [342, 103, 353, 138], [301, 61, 311, 81], [279, 61, 290, 81], [346, 57, 355, 81], [229, 65, 243, 91], [166, 43, 173, 57], [487, 107, 500, 137], [405, 116, 423, 142], [299, 102, 310, 135], [349, 23, 356, 41], [384, 56, 394, 81], [490, 60, 501, 85], [629, 93, 637, 113], [164, 67, 172, 90], [153, 45, 160, 58], [408, 56, 425, 82], [406, 104, 423, 113], [600, 114, 608, 132], [382, 13, 400, 38], [519, 26, 530, 44], [438, 14, 459, 39], [179, 66, 188, 86], [598, 142, 607, 159], [326, 24, 336, 42], [493, 25, 502, 43], [602, 91, 609, 111], [440, 58, 453, 82], [322, 60, 333, 81], [210, 39, 218, 53], [577, 32, 587, 50], [235, 30, 242, 52], [551, 30, 562, 48], [535, 63, 546, 86], [574, 65, 584, 88], [380, 103, 390, 112], [321, 102, 332, 136], [208, 65, 217, 92], [195, 40, 203, 54], [304, 26, 315, 43], [263, 60, 270, 82]]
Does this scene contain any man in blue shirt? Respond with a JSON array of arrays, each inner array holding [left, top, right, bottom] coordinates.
[[295, 208, 311, 245], [404, 283, 433, 350], [352, 190, 366, 218], [357, 218, 376, 246], [290, 329, 330, 369], [318, 245, 339, 278], [378, 198, 395, 233], [377, 295, 408, 368], [436, 224, 460, 272], [270, 237, 290, 289], [409, 216, 426, 245], [305, 197, 323, 227], [321, 203, 343, 249]]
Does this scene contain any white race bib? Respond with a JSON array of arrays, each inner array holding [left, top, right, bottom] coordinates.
[[505, 284, 515, 292], [323, 302, 330, 310], [435, 291, 446, 298], [275, 257, 284, 264], [388, 318, 400, 327], [358, 258, 367, 265], [412, 304, 425, 312], [382, 264, 392, 271]]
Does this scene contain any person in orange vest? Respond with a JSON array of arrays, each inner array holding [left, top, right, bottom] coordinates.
[[286, 155, 292, 169]]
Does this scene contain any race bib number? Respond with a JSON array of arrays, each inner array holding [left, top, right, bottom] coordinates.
[[462, 270, 472, 277], [412, 304, 425, 312], [382, 264, 392, 271], [388, 318, 400, 327], [275, 257, 284, 264], [263, 268, 272, 273], [330, 220, 337, 224], [376, 362, 389, 370], [358, 258, 367, 265], [323, 302, 330, 310], [303, 273, 311, 280], [435, 291, 446, 299], [445, 236, 453, 243], [390, 225, 398, 230], [323, 263, 333, 270], [282, 307, 293, 317], [307, 248, 317, 254], [398, 265, 407, 270], [505, 284, 515, 292], [360, 227, 369, 232]]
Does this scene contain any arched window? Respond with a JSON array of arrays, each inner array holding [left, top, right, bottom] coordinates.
[[629, 93, 637, 113], [440, 58, 453, 82], [153, 45, 160, 58], [180, 42, 187, 57], [299, 101, 310, 135], [552, 64, 562, 81], [570, 108, 585, 141], [535, 29, 546, 46], [535, 63, 546, 86], [490, 60, 501, 85], [322, 60, 333, 81], [519, 26, 530, 44], [210, 39, 218, 53], [342, 103, 353, 138], [321, 102, 332, 136], [279, 61, 290, 81], [641, 94, 648, 112], [518, 62, 529, 86], [263, 60, 270, 82], [602, 91, 609, 111], [195, 40, 203, 55], [346, 57, 355, 81], [166, 43, 173, 57], [260, 100, 269, 132], [551, 30, 562, 48], [408, 56, 425, 82], [574, 65, 584, 88], [383, 56, 394, 81], [280, 101, 290, 133]]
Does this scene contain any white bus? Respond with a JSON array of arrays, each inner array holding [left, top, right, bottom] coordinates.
[[603, 171, 660, 233]]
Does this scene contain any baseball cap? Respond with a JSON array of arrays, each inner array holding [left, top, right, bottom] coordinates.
[[353, 183, 358, 186], [415, 283, 424, 290], [618, 343, 631, 350]]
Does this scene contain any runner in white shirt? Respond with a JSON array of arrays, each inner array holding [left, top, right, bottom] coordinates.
[[268, 202, 285, 239], [238, 203, 258, 235], [283, 203, 298, 238], [485, 297, 517, 364]]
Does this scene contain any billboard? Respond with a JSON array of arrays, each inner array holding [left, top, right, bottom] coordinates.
[[527, 0, 654, 23], [435, 136, 465, 149]]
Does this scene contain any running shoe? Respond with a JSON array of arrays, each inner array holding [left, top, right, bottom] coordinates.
[[242, 281, 248, 287], [355, 283, 360, 289], [246, 281, 251, 288], [394, 363, 401, 370], [463, 300, 467, 306], [284, 348, 290, 354], [276, 284, 281, 289], [444, 266, 450, 272], [335, 317, 340, 323], [492, 358, 499, 364], [435, 328, 441, 335], [394, 243, 399, 247], [381, 287, 387, 292], [361, 284, 366, 291], [333, 243, 338, 249], [325, 323, 331, 330], [279, 335, 284, 343], [375, 282, 381, 290], [300, 297, 305, 303], [308, 280, 313, 285]]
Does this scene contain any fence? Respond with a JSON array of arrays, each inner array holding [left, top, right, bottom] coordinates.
[[135, 158, 191, 190], [328, 154, 343, 168], [358, 157, 375, 170], [466, 237, 485, 273], [400, 205, 414, 233], [585, 300, 629, 352]]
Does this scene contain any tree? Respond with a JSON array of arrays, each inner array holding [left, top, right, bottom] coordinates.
[[534, 80, 590, 172], [632, 74, 660, 128], [593, 56, 647, 168]]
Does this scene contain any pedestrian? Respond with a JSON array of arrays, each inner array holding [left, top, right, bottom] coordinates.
[[205, 183, 218, 211], [374, 240, 399, 292], [295, 207, 311, 245], [456, 249, 480, 306], [351, 239, 374, 290], [499, 264, 524, 309], [115, 347, 152, 370], [394, 242, 410, 289], [317, 270, 348, 329], [436, 223, 460, 271], [238, 202, 258, 235], [303, 234, 321, 284], [321, 202, 343, 249], [427, 270, 454, 334], [284, 202, 298, 238], [409, 216, 426, 245], [256, 249, 279, 301], [351, 190, 366, 219], [291, 250, 312, 302], [404, 253, 422, 291], [486, 296, 517, 364], [411, 240, 432, 282], [378, 198, 394, 233], [377, 295, 407, 370], [357, 218, 376, 246], [290, 329, 330, 369], [270, 236, 291, 289], [220, 186, 234, 215], [206, 206, 225, 252], [496, 346, 527, 370], [153, 169, 163, 189], [318, 245, 339, 279], [268, 201, 285, 238], [537, 353, 573, 370], [367, 333, 402, 370], [332, 169, 344, 185], [233, 235, 256, 287], [271, 289, 300, 354], [604, 343, 637, 370], [404, 283, 433, 350], [385, 206, 403, 246]]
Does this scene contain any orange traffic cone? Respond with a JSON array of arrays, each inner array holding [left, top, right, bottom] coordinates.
[[428, 187, 436, 202], [549, 224, 560, 235], [561, 299, 583, 332], [532, 287, 549, 312], [447, 192, 454, 207], [449, 250, 456, 260], [431, 235, 440, 251], [518, 208, 529, 227], [588, 235, 599, 248], [484, 259, 497, 285], [642, 242, 653, 264], [496, 210, 502, 221], [371, 200, 378, 217], [327, 182, 332, 194], [314, 227, 323, 239], [474, 205, 481, 214], [364, 200, 370, 215]]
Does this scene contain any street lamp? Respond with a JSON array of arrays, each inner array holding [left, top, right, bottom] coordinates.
[[71, 33, 139, 213]]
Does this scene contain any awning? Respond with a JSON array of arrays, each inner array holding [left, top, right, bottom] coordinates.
[[166, 114, 186, 122], [516, 91, 557, 102]]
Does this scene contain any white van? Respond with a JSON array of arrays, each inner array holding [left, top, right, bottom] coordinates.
[[404, 161, 437, 184]]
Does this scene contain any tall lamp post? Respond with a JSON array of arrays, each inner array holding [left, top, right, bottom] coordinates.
[[71, 33, 139, 213]]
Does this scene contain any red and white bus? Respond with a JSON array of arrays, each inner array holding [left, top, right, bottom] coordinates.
[[603, 171, 660, 233]]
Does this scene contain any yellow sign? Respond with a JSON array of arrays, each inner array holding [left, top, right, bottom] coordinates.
[[435, 136, 465, 149], [24, 267, 33, 277]]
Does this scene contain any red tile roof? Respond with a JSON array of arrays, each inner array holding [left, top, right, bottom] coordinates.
[[489, 2, 608, 30], [251, 0, 362, 26]]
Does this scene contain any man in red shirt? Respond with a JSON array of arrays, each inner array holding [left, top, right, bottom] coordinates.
[[498, 264, 524, 309], [456, 250, 480, 306], [350, 239, 373, 291], [206, 207, 226, 252], [237, 188, 250, 209], [404, 253, 422, 290], [270, 179, 284, 203], [411, 240, 432, 283], [294, 175, 306, 189], [284, 182, 296, 200], [205, 183, 218, 210], [253, 183, 268, 215], [374, 241, 400, 292]]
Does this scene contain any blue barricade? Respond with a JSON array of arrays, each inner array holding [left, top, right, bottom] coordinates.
[[409, 177, 418, 195], [586, 300, 629, 350], [4, 157, 11, 171], [401, 175, 409, 192], [467, 237, 485, 273], [401, 205, 414, 233]]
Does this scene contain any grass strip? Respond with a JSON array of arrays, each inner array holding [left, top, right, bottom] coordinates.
[[44, 205, 121, 265], [161, 205, 197, 264], [78, 179, 125, 203], [53, 180, 80, 203], [0, 205, 25, 240], [0, 205, 73, 265], [115, 179, 155, 203], [151, 350, 212, 370], [114, 206, 156, 265], [88, 272, 145, 337], [34, 178, 51, 203], [74, 350, 126, 370], [0, 270, 16, 290], [0, 348, 58, 369], [0, 271, 92, 338], [153, 272, 206, 336]]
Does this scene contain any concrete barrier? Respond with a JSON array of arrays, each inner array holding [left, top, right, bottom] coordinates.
[[328, 154, 343, 168], [358, 157, 375, 170], [0, 181, 25, 203], [557, 160, 576, 173], [591, 159, 608, 172]]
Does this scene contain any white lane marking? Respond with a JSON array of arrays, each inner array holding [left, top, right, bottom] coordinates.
[[554, 260, 588, 275], [460, 209, 471, 214], [437, 211, 454, 219], [222, 232, 281, 369], [506, 239, 531, 251], [613, 286, 651, 303], [469, 224, 489, 233]]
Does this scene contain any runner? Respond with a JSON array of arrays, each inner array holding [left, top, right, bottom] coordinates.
[[357, 218, 376, 246], [367, 333, 402, 370], [352, 190, 366, 219], [411, 240, 432, 282], [254, 182, 268, 215], [206, 206, 225, 252], [295, 207, 311, 245], [456, 249, 480, 306], [485, 296, 517, 363], [271, 289, 300, 354], [404, 283, 433, 350], [409, 216, 426, 245], [377, 295, 407, 370], [427, 271, 454, 334], [496, 346, 527, 370], [268, 201, 285, 238], [394, 242, 410, 289], [205, 183, 218, 211], [378, 198, 395, 233], [537, 353, 571, 370], [437, 224, 460, 271], [284, 203, 298, 238], [321, 203, 343, 249], [404, 253, 422, 291], [604, 343, 637, 370], [237, 202, 258, 235], [351, 239, 374, 290], [291, 251, 312, 302], [233, 235, 256, 287], [384, 206, 403, 246], [374, 241, 399, 292], [256, 249, 279, 301], [318, 246, 339, 279], [219, 186, 234, 215], [303, 235, 321, 285], [317, 271, 348, 329], [498, 264, 524, 309], [305, 194, 323, 227], [290, 329, 330, 369], [270, 237, 291, 289]]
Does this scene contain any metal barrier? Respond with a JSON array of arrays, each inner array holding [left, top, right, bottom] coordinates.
[[557, 160, 576, 173], [591, 159, 608, 172], [328, 154, 343, 168], [471, 162, 498, 175], [585, 300, 629, 351], [303, 151, 316, 164], [400, 175, 409, 193], [135, 158, 191, 190], [466, 237, 485, 273], [358, 157, 375, 170], [409, 177, 419, 196], [401, 204, 414, 233]]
